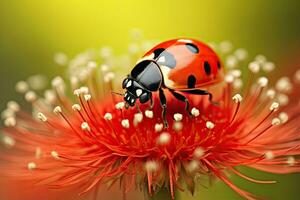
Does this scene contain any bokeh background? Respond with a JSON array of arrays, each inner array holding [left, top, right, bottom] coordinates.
[[1, 0, 300, 199]]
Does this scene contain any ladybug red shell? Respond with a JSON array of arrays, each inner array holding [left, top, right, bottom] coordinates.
[[122, 38, 224, 127], [140, 38, 224, 90]]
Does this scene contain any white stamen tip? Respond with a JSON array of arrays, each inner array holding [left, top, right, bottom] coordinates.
[[248, 61, 260, 73], [294, 69, 300, 83], [104, 113, 112, 120], [27, 162, 37, 170], [145, 110, 153, 118], [173, 113, 183, 121], [2, 135, 15, 147], [115, 102, 125, 110], [287, 156, 295, 166], [53, 106, 62, 114], [193, 147, 204, 158], [232, 94, 243, 103], [72, 104, 81, 111], [51, 151, 59, 159], [191, 107, 200, 117], [262, 62, 275, 72], [37, 112, 47, 122], [15, 81, 29, 93], [35, 147, 42, 159], [104, 72, 115, 83], [265, 151, 274, 160], [133, 113, 143, 124], [145, 160, 158, 172], [81, 122, 91, 131], [157, 132, 171, 145], [271, 118, 281, 126], [187, 160, 199, 172], [121, 119, 130, 128], [173, 122, 183, 132], [257, 77, 269, 87], [225, 74, 234, 83], [266, 89, 276, 99], [4, 117, 16, 127], [84, 94, 92, 101], [206, 121, 215, 129], [270, 102, 279, 111], [154, 123, 164, 132], [278, 112, 288, 123], [7, 101, 20, 112], [25, 91, 37, 102], [234, 48, 248, 60]]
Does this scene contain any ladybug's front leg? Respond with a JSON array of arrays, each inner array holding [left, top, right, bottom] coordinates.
[[159, 88, 168, 128]]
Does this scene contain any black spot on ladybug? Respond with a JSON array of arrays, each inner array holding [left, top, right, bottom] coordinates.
[[204, 61, 211, 75], [153, 48, 176, 68], [185, 43, 199, 54], [217, 61, 221, 69], [187, 75, 196, 88], [153, 48, 165, 59]]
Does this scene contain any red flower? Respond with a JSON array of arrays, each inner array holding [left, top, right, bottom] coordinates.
[[1, 43, 300, 200]]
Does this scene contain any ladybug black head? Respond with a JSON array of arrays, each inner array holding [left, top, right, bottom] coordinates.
[[122, 78, 152, 107]]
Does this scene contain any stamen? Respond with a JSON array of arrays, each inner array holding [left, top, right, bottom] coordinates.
[[84, 94, 92, 101], [157, 132, 171, 145], [121, 119, 130, 129], [104, 72, 115, 83], [276, 93, 289, 106], [104, 113, 112, 120], [234, 48, 248, 61], [35, 147, 42, 159], [233, 79, 243, 89], [232, 94, 243, 103], [2, 135, 15, 147], [145, 110, 153, 118], [4, 117, 16, 127], [25, 91, 37, 102], [187, 160, 199, 172], [44, 90, 57, 105], [248, 61, 260, 73], [51, 151, 59, 159], [173, 122, 183, 132], [264, 151, 274, 160], [262, 62, 275, 72], [226, 55, 238, 68], [257, 77, 268, 87], [193, 147, 204, 158], [255, 54, 267, 64], [266, 89, 276, 99], [27, 162, 37, 171], [287, 156, 295, 166], [133, 113, 143, 126], [15, 81, 29, 93], [191, 107, 200, 117], [275, 77, 292, 93], [51, 76, 66, 94], [115, 102, 125, 110], [206, 121, 215, 129], [53, 106, 62, 114], [219, 41, 233, 54], [154, 123, 164, 132], [145, 160, 158, 172], [81, 122, 91, 131], [37, 112, 48, 122], [278, 112, 288, 123], [269, 102, 279, 111], [173, 113, 183, 121], [294, 69, 300, 83], [225, 74, 234, 83], [271, 118, 281, 126], [7, 101, 20, 112], [72, 104, 81, 111]]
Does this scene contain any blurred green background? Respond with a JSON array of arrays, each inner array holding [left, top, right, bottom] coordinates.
[[1, 0, 300, 199]]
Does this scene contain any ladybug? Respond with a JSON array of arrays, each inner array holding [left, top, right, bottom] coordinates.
[[122, 38, 224, 127]]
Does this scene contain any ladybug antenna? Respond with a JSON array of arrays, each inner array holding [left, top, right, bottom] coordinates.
[[111, 91, 125, 96]]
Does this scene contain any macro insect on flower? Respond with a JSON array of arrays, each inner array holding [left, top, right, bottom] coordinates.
[[1, 37, 300, 200]]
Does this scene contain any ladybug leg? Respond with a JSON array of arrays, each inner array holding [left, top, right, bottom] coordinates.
[[159, 88, 168, 128], [182, 89, 219, 105], [169, 89, 192, 116], [149, 95, 154, 109]]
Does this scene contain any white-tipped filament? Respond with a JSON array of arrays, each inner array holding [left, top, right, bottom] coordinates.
[[35, 147, 42, 159], [84, 94, 92, 101], [81, 122, 91, 131], [145, 160, 158, 172], [154, 123, 164, 132], [133, 113, 143, 125], [275, 77, 292, 93], [7, 101, 20, 112], [121, 119, 130, 129], [271, 118, 281, 126], [287, 156, 296, 166], [193, 147, 204, 158], [72, 104, 81, 111], [53, 106, 62, 114], [248, 61, 260, 73], [104, 113, 112, 120], [173, 122, 183, 132], [187, 160, 199, 172], [37, 112, 47, 122], [115, 102, 125, 110], [157, 132, 171, 145], [232, 94, 243, 103], [294, 69, 300, 83], [2, 135, 15, 147], [27, 162, 37, 171], [4, 117, 16, 127], [264, 151, 274, 160], [145, 110, 154, 118], [257, 77, 269, 87], [278, 112, 288, 124], [191, 107, 200, 117], [266, 89, 276, 99], [15, 81, 29, 93], [269, 102, 279, 111], [262, 62, 275, 72], [51, 151, 59, 159], [206, 121, 215, 129], [173, 113, 183, 122], [25, 91, 37, 102], [234, 48, 248, 61]]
